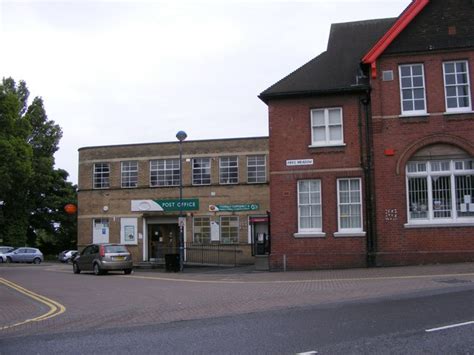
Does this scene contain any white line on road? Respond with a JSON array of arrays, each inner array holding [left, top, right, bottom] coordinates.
[[297, 351, 318, 355], [426, 321, 474, 333]]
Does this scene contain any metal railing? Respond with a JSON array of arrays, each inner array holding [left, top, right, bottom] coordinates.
[[183, 242, 253, 266]]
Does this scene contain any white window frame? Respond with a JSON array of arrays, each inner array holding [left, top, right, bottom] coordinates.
[[93, 163, 110, 189], [295, 180, 325, 237], [150, 159, 180, 187], [443, 60, 472, 113], [310, 107, 344, 147], [406, 159, 474, 227], [219, 156, 239, 184], [335, 178, 365, 237], [192, 158, 211, 185], [247, 155, 266, 183], [121, 161, 138, 188], [399, 63, 427, 116]]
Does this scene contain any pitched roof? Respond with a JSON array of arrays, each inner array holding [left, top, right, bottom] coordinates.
[[259, 18, 396, 102]]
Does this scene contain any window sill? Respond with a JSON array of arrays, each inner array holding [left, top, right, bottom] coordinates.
[[443, 110, 474, 116], [399, 113, 430, 119], [404, 222, 474, 229], [308, 143, 346, 149], [333, 231, 366, 237], [294, 232, 326, 238]]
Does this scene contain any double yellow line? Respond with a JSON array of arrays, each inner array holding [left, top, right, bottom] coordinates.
[[0, 277, 66, 330]]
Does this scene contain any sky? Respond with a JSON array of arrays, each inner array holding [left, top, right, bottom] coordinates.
[[0, 0, 410, 185]]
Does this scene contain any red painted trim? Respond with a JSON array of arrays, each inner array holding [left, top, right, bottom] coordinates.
[[362, 0, 430, 66]]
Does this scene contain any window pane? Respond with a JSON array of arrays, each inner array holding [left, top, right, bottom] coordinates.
[[313, 127, 326, 142], [412, 65, 422, 76], [455, 175, 474, 217], [408, 177, 428, 219], [403, 101, 414, 111], [445, 74, 456, 85], [401, 77, 412, 88], [444, 63, 455, 73], [328, 109, 341, 124], [312, 110, 325, 126], [329, 126, 342, 141], [414, 100, 425, 110]]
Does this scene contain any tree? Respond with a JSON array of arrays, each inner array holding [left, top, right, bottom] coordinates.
[[0, 78, 76, 252]]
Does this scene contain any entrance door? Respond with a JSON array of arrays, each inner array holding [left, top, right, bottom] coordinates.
[[251, 221, 269, 255], [148, 223, 180, 260]]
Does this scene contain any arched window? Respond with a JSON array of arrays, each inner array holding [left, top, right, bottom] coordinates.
[[406, 144, 474, 225]]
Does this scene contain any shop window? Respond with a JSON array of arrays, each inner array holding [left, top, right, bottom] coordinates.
[[193, 217, 211, 243], [93, 163, 110, 189], [219, 156, 238, 184], [406, 159, 474, 224], [220, 216, 239, 244]]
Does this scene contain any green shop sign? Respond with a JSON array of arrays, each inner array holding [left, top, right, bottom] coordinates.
[[154, 199, 200, 211], [213, 204, 259, 212]]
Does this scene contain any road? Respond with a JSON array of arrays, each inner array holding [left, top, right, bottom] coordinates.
[[0, 262, 473, 354]]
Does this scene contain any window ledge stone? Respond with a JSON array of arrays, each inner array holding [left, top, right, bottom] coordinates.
[[404, 222, 474, 229], [293, 232, 326, 238], [308, 144, 346, 149], [333, 231, 366, 237], [443, 110, 474, 116]]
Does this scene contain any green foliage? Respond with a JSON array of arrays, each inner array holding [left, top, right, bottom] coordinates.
[[0, 78, 76, 252]]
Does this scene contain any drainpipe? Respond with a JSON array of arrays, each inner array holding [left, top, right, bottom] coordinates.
[[360, 90, 377, 267]]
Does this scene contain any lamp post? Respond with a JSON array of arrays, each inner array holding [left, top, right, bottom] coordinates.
[[176, 130, 187, 272]]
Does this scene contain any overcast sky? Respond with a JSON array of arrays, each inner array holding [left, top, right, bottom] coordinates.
[[1, 0, 410, 184]]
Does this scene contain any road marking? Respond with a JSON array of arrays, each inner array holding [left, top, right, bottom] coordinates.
[[0, 277, 66, 330], [297, 351, 318, 355], [122, 272, 474, 285], [426, 321, 474, 333]]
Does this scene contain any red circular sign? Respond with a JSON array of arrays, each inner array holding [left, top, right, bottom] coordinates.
[[64, 203, 77, 214]]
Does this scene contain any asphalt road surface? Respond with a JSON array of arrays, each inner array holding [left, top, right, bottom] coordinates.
[[0, 263, 473, 354]]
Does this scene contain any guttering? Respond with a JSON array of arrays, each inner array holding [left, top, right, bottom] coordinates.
[[258, 85, 369, 104], [361, 0, 430, 78]]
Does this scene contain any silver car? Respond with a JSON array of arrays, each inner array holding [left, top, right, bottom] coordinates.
[[5, 248, 44, 264], [73, 243, 133, 275], [0, 246, 15, 263]]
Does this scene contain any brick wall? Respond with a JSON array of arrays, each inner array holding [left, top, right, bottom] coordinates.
[[371, 49, 474, 265], [267, 93, 368, 270]]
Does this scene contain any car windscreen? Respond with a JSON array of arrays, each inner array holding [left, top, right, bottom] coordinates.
[[104, 245, 129, 253]]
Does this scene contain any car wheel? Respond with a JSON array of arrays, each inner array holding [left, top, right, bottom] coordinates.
[[0, 257, 3, 263], [33, 258, 41, 264], [93, 263, 103, 275], [73, 262, 81, 274], [124, 269, 132, 275], [6, 257, 12, 263]]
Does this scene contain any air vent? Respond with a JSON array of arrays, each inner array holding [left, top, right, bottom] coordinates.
[[382, 70, 394, 81]]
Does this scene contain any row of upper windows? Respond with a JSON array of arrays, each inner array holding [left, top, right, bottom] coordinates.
[[399, 60, 472, 115], [92, 155, 267, 189], [306, 60, 473, 149]]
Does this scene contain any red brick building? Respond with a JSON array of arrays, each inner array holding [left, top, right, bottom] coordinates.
[[260, 0, 474, 270]]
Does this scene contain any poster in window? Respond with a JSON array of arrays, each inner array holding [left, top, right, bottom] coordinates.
[[124, 225, 135, 242]]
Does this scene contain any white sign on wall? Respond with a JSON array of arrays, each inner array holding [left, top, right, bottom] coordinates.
[[286, 159, 314, 167], [121, 218, 138, 245]]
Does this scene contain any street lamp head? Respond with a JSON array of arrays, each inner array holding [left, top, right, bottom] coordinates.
[[176, 130, 187, 142]]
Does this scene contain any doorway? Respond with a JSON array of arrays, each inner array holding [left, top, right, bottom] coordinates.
[[148, 223, 180, 261], [250, 217, 270, 256]]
